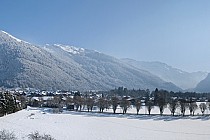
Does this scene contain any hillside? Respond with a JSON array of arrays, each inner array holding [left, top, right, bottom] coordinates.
[[0, 31, 91, 90], [195, 73, 210, 92], [0, 30, 181, 91], [122, 58, 207, 89]]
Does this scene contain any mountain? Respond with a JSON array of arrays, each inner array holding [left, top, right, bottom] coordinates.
[[195, 73, 210, 92], [43, 44, 181, 91], [0, 30, 90, 90], [121, 58, 208, 90], [0, 30, 181, 91]]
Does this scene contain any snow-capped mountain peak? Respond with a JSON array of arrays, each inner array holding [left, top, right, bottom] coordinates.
[[54, 44, 85, 54], [0, 30, 22, 42], [0, 30, 30, 44]]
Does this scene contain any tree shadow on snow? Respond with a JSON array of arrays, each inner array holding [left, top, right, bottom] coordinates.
[[38, 107, 210, 122], [58, 110, 210, 122]]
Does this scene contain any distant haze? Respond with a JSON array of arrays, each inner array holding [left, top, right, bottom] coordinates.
[[1, 0, 210, 72]]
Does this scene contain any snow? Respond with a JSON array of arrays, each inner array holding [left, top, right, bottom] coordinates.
[[1, 30, 22, 42], [94, 50, 101, 53], [54, 44, 85, 54], [1, 106, 210, 140], [1, 31, 21, 42], [164, 65, 170, 70], [177, 70, 184, 74], [0, 30, 30, 44]]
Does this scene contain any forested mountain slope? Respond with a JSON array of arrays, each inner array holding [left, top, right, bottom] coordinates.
[[0, 30, 181, 91]]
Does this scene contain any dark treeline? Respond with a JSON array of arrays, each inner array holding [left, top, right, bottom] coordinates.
[[104, 87, 210, 101], [0, 91, 27, 117]]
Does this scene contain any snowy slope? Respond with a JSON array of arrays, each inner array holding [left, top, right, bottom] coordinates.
[[0, 30, 91, 90], [0, 30, 181, 91], [0, 107, 210, 140]]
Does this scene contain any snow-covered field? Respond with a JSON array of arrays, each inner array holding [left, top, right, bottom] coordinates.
[[1, 107, 210, 140]]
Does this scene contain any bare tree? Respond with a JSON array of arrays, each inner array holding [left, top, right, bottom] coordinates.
[[168, 99, 179, 116], [189, 102, 198, 116], [199, 103, 207, 115], [135, 99, 141, 115], [73, 91, 85, 111], [65, 97, 74, 110], [120, 98, 131, 114], [111, 96, 119, 114], [104, 99, 110, 111], [179, 100, 188, 116], [157, 98, 167, 115], [153, 89, 168, 115], [145, 100, 154, 115], [74, 96, 84, 111], [98, 97, 107, 113], [86, 97, 94, 112]]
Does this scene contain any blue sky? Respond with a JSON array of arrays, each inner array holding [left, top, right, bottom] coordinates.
[[1, 0, 210, 72]]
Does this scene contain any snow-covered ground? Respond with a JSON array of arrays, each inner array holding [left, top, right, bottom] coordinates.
[[0, 107, 210, 140]]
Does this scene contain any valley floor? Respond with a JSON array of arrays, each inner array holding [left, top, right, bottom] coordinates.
[[0, 107, 210, 140]]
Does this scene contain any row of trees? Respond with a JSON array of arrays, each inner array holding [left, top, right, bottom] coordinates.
[[2, 87, 210, 117], [147, 98, 210, 116], [146, 88, 210, 116], [29, 90, 210, 116], [73, 89, 210, 116]]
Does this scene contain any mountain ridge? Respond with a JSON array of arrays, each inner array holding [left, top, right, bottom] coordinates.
[[121, 58, 208, 90], [42, 44, 181, 91], [0, 30, 188, 91], [195, 73, 210, 92]]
